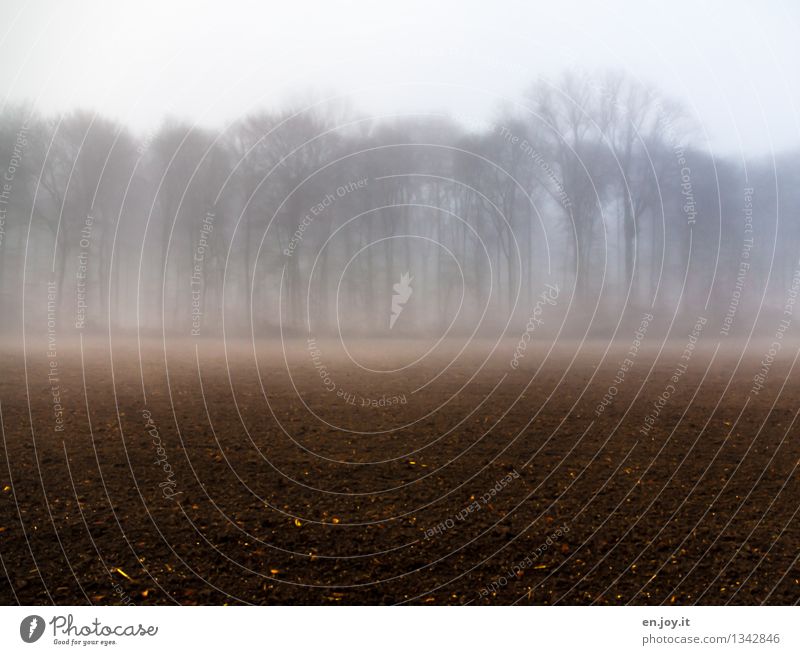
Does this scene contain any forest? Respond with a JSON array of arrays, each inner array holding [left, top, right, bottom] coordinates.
[[1, 70, 798, 340]]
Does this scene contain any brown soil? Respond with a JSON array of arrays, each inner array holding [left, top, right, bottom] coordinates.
[[1, 337, 798, 605]]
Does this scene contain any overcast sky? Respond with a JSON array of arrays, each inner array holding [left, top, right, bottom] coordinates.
[[1, 0, 797, 156]]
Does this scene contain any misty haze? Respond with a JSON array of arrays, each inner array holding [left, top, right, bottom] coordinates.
[[0, 0, 799, 609]]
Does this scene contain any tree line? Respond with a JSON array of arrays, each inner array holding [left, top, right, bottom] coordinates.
[[0, 71, 797, 339]]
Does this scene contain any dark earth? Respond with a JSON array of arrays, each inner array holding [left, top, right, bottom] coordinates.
[[1, 336, 798, 605]]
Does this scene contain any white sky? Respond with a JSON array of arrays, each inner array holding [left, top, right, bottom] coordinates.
[[0, 0, 798, 156]]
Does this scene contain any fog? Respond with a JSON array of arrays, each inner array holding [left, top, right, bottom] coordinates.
[[3, 0, 799, 155], [4, 0, 800, 611], [0, 1, 798, 344]]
